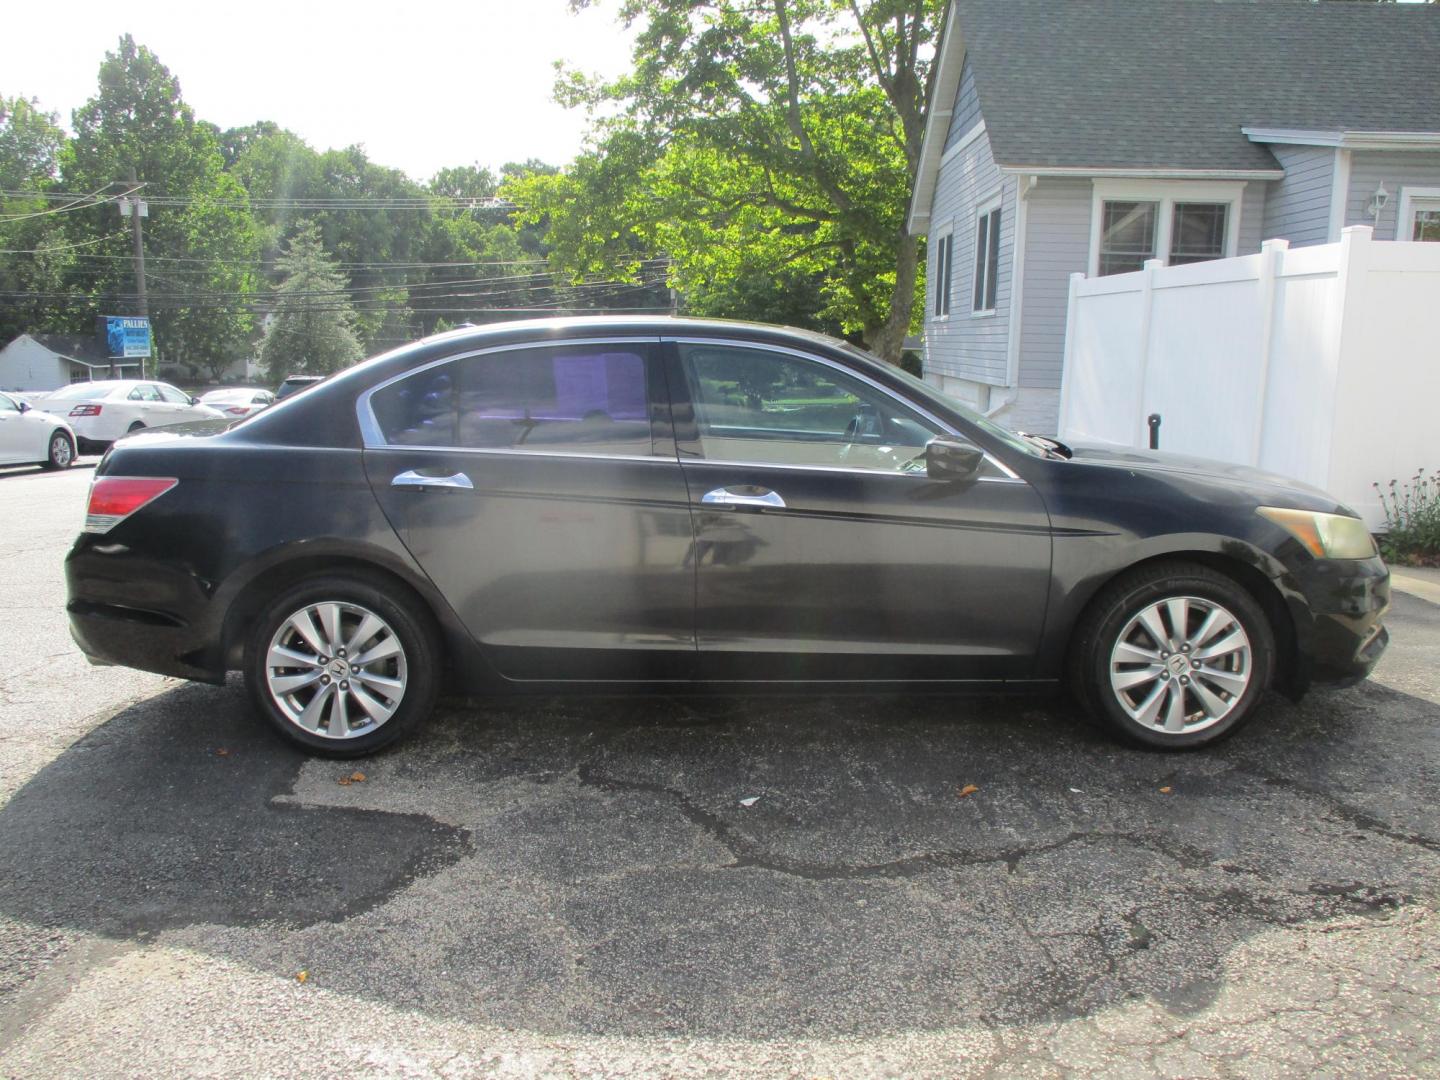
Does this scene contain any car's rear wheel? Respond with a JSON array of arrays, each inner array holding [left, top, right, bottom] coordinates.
[[1070, 562, 1275, 749], [127, 421, 146, 433], [244, 575, 440, 756], [42, 430, 74, 470]]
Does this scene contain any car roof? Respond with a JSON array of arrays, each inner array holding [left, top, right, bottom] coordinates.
[[413, 314, 848, 354]]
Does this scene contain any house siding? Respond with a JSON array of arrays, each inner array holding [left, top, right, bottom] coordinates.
[[1018, 177, 1090, 392], [943, 57, 984, 152], [0, 336, 70, 393], [924, 116, 1015, 393], [1344, 150, 1440, 240], [1261, 145, 1336, 247]]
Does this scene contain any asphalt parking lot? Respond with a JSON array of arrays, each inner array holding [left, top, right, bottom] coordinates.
[[0, 461, 1436, 1078]]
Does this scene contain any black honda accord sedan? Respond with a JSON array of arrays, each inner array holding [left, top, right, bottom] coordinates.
[[66, 317, 1390, 756]]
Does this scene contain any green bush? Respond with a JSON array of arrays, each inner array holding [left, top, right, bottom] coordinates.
[[1374, 469, 1440, 566]]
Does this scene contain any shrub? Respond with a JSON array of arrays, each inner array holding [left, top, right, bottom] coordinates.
[[1374, 469, 1440, 566]]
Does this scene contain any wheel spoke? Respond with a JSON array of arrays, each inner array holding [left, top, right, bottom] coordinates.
[[1131, 680, 1169, 726], [1195, 665, 1248, 695], [350, 683, 396, 724], [268, 644, 319, 669], [351, 669, 404, 698], [288, 609, 329, 658], [1137, 606, 1172, 651], [1163, 683, 1188, 732], [1189, 677, 1229, 718], [1113, 641, 1162, 665], [1112, 665, 1164, 691], [1188, 607, 1232, 649], [1194, 629, 1246, 661], [297, 683, 335, 732], [346, 613, 385, 654], [270, 670, 324, 695], [1164, 598, 1190, 647], [331, 689, 350, 737], [354, 635, 401, 667], [317, 603, 343, 654]]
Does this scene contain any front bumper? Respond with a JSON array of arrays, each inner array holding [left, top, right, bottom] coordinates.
[[1290, 555, 1391, 688]]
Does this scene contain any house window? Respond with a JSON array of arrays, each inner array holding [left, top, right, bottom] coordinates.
[[1398, 187, 1440, 242], [1099, 201, 1158, 276], [1090, 181, 1243, 277], [933, 231, 953, 318], [973, 201, 1001, 313]]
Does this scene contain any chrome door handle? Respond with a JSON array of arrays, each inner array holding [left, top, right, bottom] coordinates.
[[391, 469, 474, 491], [700, 486, 786, 510]]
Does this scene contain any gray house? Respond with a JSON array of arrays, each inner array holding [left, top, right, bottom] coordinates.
[[908, 0, 1440, 434], [0, 333, 141, 392]]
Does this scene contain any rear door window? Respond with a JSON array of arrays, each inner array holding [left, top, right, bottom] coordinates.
[[371, 342, 659, 457]]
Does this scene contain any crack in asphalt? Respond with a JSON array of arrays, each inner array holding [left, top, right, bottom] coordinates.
[[1228, 765, 1440, 855]]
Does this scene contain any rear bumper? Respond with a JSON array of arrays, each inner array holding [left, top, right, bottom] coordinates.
[[67, 600, 225, 683]]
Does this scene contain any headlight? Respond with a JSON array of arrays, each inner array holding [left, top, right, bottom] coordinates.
[[1257, 507, 1377, 559]]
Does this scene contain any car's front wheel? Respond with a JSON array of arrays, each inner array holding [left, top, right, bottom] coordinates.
[[1071, 562, 1275, 749], [42, 430, 74, 470], [244, 575, 441, 756]]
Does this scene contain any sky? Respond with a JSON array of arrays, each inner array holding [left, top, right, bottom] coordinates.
[[2, 0, 638, 182]]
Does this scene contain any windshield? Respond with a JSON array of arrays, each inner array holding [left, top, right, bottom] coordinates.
[[839, 344, 1047, 459]]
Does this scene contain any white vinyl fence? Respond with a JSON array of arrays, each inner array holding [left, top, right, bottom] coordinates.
[[1057, 226, 1440, 529]]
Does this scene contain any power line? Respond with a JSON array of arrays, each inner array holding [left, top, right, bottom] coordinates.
[[0, 184, 142, 223]]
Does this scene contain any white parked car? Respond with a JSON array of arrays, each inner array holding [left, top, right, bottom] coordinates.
[[0, 391, 77, 470], [37, 380, 226, 452], [198, 387, 275, 417]]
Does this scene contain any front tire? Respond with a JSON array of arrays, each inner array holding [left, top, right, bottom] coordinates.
[[244, 575, 441, 757], [42, 430, 74, 470], [1070, 562, 1275, 749]]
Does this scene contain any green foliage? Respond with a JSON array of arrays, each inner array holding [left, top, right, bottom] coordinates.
[[0, 96, 72, 345], [506, 0, 941, 360], [59, 35, 258, 369], [1374, 469, 1440, 566], [257, 223, 363, 380]]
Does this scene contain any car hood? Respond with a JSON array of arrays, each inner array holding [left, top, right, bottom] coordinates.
[[1064, 442, 1354, 515], [24, 407, 74, 429]]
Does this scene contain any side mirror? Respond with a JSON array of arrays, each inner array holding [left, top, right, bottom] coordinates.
[[189, 396, 200, 406], [17, 400, 29, 413], [925, 438, 985, 482]]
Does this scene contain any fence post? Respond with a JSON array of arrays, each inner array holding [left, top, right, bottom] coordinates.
[[1057, 271, 1085, 439], [1248, 238, 1289, 467], [1132, 258, 1163, 448]]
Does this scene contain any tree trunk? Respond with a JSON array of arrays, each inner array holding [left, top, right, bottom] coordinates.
[[867, 229, 921, 363]]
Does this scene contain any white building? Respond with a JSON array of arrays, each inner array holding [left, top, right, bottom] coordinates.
[[0, 333, 142, 392]]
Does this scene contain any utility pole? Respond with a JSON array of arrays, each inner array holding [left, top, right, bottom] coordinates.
[[118, 170, 149, 378]]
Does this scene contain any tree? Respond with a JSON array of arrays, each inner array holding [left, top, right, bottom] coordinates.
[[0, 96, 73, 344], [60, 36, 258, 369], [257, 223, 363, 379], [506, 0, 943, 361]]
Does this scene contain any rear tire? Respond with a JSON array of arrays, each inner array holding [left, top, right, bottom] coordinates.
[[1069, 561, 1275, 749], [243, 575, 441, 757], [42, 430, 74, 470]]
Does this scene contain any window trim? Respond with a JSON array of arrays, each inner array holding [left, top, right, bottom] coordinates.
[[932, 225, 954, 320], [971, 194, 1002, 316], [356, 336, 665, 458], [1397, 186, 1440, 242], [1088, 179, 1244, 277]]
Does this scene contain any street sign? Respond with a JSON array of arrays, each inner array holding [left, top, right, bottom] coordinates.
[[104, 316, 152, 358]]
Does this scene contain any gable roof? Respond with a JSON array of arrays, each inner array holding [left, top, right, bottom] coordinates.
[[909, 0, 1440, 232], [27, 333, 115, 367]]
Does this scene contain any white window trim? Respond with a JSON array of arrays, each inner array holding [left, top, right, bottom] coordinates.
[[1088, 179, 1244, 277], [971, 193, 1003, 317], [931, 223, 954, 322], [1396, 186, 1440, 242]]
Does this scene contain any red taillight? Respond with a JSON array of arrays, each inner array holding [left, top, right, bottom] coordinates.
[[224, 406, 249, 415], [70, 404, 103, 417], [84, 476, 178, 534]]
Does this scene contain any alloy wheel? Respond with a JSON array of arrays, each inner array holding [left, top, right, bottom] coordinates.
[[1108, 595, 1253, 735], [50, 434, 73, 467], [264, 601, 408, 740]]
